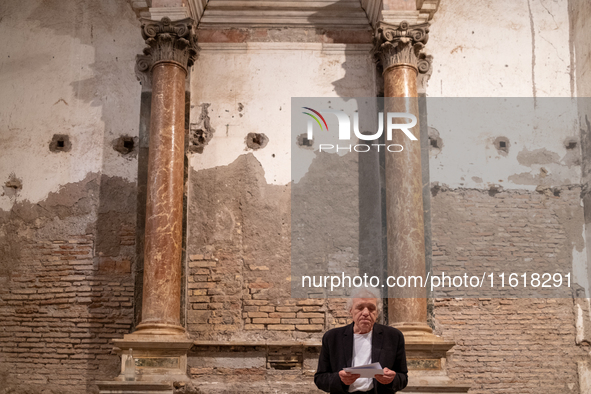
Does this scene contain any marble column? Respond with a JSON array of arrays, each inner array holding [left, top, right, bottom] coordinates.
[[373, 21, 432, 336], [135, 17, 197, 336], [370, 17, 470, 394], [105, 16, 197, 385]]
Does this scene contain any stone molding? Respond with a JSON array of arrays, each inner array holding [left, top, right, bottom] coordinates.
[[186, 0, 208, 23], [372, 20, 431, 75], [197, 0, 371, 29], [362, 0, 441, 28], [127, 0, 439, 29], [149, 6, 190, 21], [137, 17, 198, 76]]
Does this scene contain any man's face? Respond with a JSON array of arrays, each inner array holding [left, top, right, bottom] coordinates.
[[350, 298, 378, 334]]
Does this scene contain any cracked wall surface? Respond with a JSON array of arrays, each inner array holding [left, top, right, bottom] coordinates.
[[0, 0, 141, 392], [0, 0, 590, 393]]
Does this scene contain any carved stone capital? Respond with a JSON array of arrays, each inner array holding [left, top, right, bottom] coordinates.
[[137, 17, 198, 76], [372, 21, 431, 75]]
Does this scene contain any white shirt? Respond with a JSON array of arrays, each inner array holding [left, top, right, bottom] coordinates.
[[348, 330, 374, 392]]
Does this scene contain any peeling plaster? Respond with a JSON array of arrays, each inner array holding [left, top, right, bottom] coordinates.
[[189, 43, 375, 185], [0, 0, 142, 211], [189, 103, 216, 154], [0, 173, 136, 278], [427, 98, 580, 190], [517, 147, 561, 166]]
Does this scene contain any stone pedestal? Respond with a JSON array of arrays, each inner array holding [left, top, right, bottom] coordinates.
[[112, 337, 194, 383], [402, 339, 470, 393]]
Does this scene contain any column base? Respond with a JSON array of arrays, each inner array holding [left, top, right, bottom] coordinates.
[[110, 331, 194, 384], [393, 322, 433, 337], [133, 322, 187, 336]]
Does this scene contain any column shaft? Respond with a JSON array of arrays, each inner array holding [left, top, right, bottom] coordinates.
[[139, 62, 186, 331], [383, 65, 428, 327], [373, 21, 432, 334], [133, 16, 197, 336]]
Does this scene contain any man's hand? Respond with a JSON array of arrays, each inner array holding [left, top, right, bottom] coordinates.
[[375, 367, 396, 384], [339, 370, 360, 385]]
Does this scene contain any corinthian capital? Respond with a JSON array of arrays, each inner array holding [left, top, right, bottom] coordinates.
[[136, 17, 198, 75], [373, 21, 431, 74]]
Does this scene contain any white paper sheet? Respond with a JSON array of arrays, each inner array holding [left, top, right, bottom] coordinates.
[[343, 362, 384, 378]]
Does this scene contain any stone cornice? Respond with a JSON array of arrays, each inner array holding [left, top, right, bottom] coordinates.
[[372, 20, 431, 75], [127, 0, 208, 22], [197, 0, 371, 29], [128, 0, 440, 29], [136, 17, 198, 76], [362, 0, 440, 27]]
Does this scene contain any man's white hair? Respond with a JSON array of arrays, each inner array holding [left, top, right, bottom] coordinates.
[[346, 287, 382, 315]]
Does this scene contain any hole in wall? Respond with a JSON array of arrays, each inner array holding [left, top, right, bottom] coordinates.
[[194, 129, 206, 145], [427, 127, 442, 156], [488, 184, 504, 197], [493, 137, 510, 156], [113, 136, 138, 156], [123, 138, 134, 151], [245, 132, 269, 150], [296, 133, 314, 149], [49, 134, 72, 152], [188, 103, 215, 154], [565, 138, 577, 150]]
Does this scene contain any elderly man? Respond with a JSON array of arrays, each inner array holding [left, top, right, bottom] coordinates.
[[314, 289, 408, 393]]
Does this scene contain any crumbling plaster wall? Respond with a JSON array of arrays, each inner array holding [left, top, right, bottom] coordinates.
[[0, 0, 143, 210], [187, 39, 377, 336], [185, 0, 589, 386], [427, 0, 579, 190], [0, 0, 143, 392], [184, 36, 376, 391], [423, 0, 590, 392], [189, 41, 376, 186], [569, 0, 591, 392]]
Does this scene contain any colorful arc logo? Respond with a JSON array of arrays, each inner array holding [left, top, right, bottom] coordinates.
[[302, 107, 328, 131]]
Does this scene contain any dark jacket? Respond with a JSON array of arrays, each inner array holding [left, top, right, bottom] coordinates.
[[314, 322, 408, 393]]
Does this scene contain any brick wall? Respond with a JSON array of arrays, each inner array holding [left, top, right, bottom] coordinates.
[[0, 175, 136, 393], [187, 253, 327, 335], [431, 187, 588, 393]]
